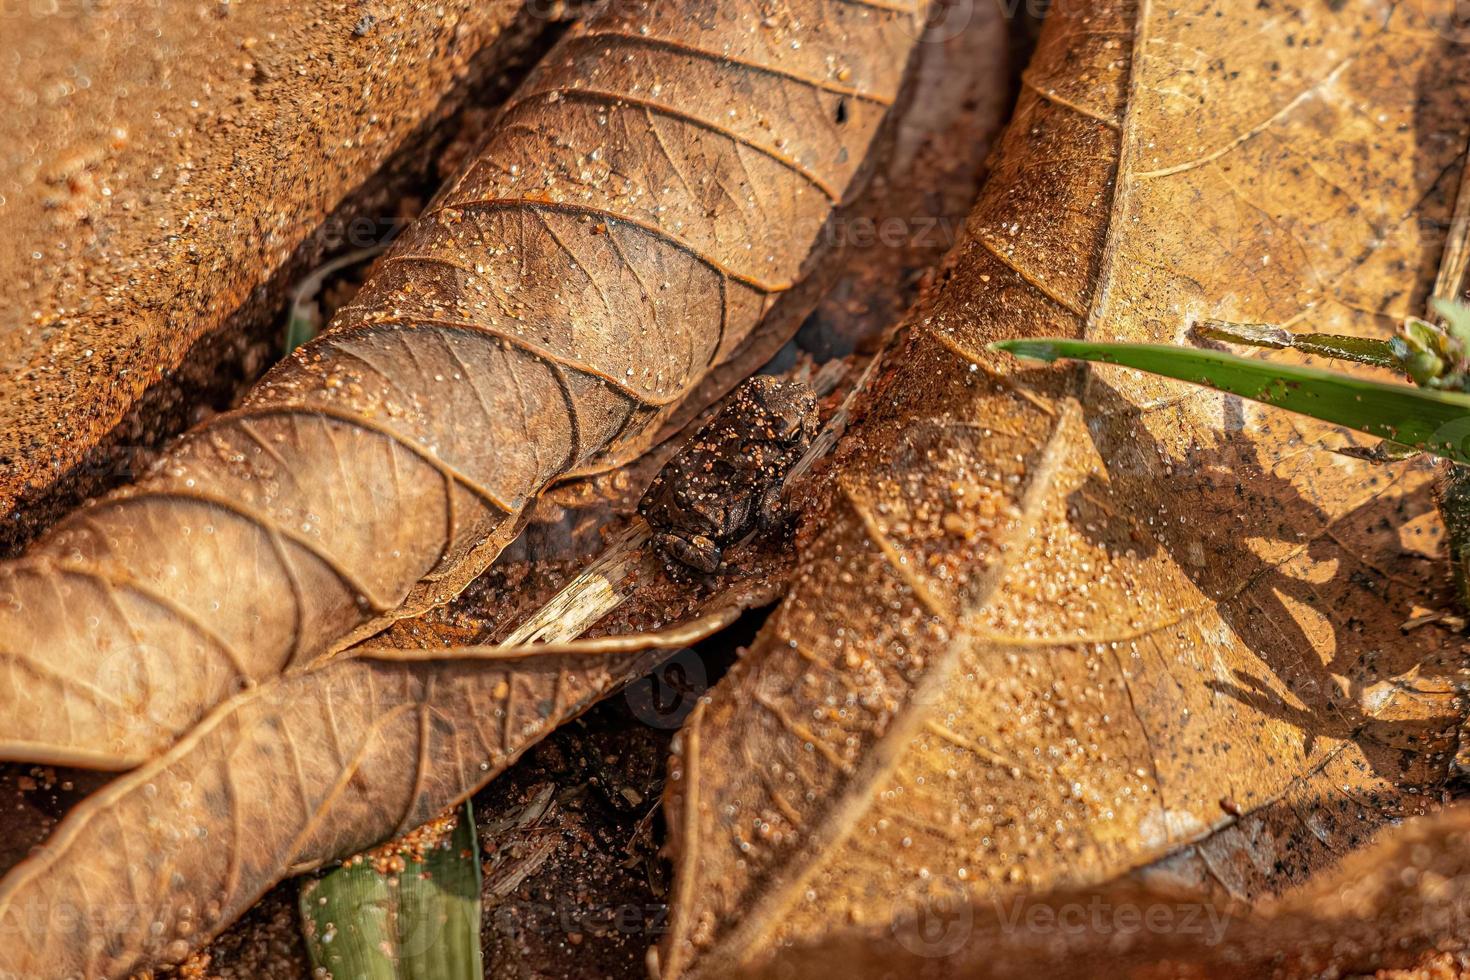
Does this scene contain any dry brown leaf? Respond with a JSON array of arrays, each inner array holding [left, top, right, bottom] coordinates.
[[658, 1, 1470, 975], [0, 0, 927, 771], [0, 567, 782, 977], [739, 803, 1470, 979], [0, 367, 800, 975]]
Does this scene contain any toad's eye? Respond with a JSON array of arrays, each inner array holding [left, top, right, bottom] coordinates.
[[767, 412, 804, 442]]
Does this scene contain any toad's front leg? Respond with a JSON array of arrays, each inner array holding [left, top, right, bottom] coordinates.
[[655, 531, 722, 574], [756, 481, 792, 533]]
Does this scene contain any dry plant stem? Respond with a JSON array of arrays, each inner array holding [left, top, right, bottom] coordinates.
[[365, 608, 751, 663], [1432, 135, 1470, 615], [0, 0, 927, 771], [1433, 136, 1470, 307], [785, 355, 879, 487], [500, 523, 654, 645]]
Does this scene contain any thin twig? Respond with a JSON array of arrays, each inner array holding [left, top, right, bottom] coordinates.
[[498, 522, 653, 646], [364, 605, 748, 662], [784, 353, 881, 488], [1433, 133, 1470, 308], [284, 244, 392, 352]]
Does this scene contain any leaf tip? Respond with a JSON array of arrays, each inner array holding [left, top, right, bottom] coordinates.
[[989, 339, 1062, 363]]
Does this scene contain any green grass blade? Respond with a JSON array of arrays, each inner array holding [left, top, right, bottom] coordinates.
[[991, 339, 1470, 464], [283, 244, 390, 354], [300, 803, 483, 980], [283, 311, 318, 355], [398, 804, 482, 980]]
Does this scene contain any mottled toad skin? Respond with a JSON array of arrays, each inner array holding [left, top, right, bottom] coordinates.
[[638, 376, 819, 572]]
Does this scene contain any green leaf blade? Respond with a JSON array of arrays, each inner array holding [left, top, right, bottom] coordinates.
[[991, 339, 1470, 464], [300, 803, 483, 980]]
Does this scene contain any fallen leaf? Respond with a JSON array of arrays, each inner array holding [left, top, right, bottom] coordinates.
[[0, 579, 778, 976], [658, 1, 1470, 975], [740, 803, 1470, 979]]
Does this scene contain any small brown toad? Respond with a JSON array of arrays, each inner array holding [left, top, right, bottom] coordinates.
[[638, 376, 819, 573]]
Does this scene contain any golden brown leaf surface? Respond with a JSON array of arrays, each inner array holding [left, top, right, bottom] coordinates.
[[0, 0, 925, 771], [740, 803, 1470, 979], [0, 0, 533, 544], [658, 2, 1470, 975]]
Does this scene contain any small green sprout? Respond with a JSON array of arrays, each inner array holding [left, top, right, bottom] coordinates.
[[991, 300, 1470, 465], [1392, 299, 1470, 390]]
